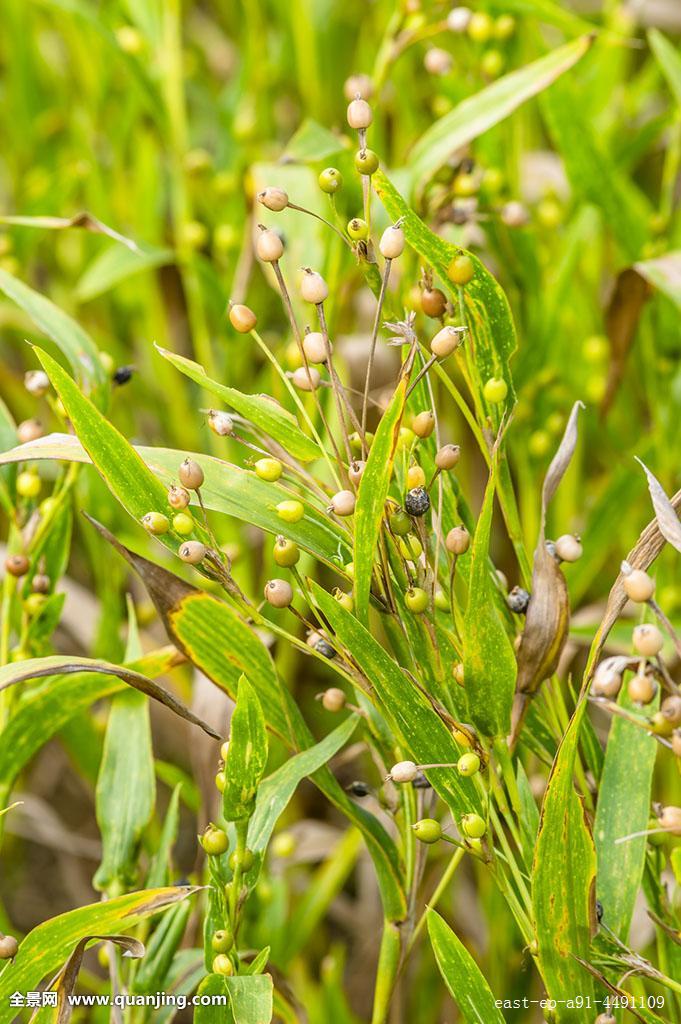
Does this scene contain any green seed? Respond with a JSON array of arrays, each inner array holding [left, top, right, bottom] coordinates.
[[347, 217, 369, 240], [318, 167, 343, 193], [276, 500, 305, 523], [447, 254, 474, 285], [461, 813, 486, 838], [255, 457, 283, 482], [201, 826, 228, 855], [172, 512, 194, 536], [405, 587, 429, 613], [354, 149, 379, 175], [229, 848, 255, 871], [483, 377, 508, 404], [389, 509, 412, 536], [413, 818, 442, 844], [16, 471, 41, 499], [211, 929, 234, 953], [457, 753, 481, 776], [142, 512, 170, 535], [273, 536, 300, 567], [212, 954, 233, 976]]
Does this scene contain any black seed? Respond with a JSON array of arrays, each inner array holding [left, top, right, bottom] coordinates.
[[412, 772, 432, 790], [113, 365, 134, 385], [405, 486, 430, 517], [507, 586, 530, 614], [314, 637, 336, 659], [595, 899, 604, 923], [346, 781, 371, 797]]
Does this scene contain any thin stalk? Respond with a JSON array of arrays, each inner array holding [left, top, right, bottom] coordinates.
[[407, 846, 465, 954], [316, 302, 353, 463], [287, 201, 353, 249], [361, 258, 392, 437]]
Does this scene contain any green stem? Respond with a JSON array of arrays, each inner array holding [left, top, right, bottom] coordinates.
[[371, 919, 402, 1024]]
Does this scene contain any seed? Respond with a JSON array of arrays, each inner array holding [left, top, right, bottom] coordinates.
[[461, 813, 486, 838], [632, 623, 663, 657], [507, 586, 530, 614], [354, 149, 379, 175], [351, 431, 374, 454], [273, 536, 300, 567], [421, 288, 447, 318], [212, 954, 234, 976], [481, 48, 504, 78], [592, 663, 622, 698], [178, 458, 204, 490], [24, 592, 46, 616], [445, 525, 470, 555], [453, 662, 465, 686], [398, 534, 423, 560], [622, 568, 655, 603], [467, 10, 493, 41], [379, 225, 405, 260], [430, 325, 464, 358], [142, 512, 170, 535], [168, 485, 191, 510], [5, 554, 29, 578], [229, 303, 257, 333], [447, 253, 474, 285], [407, 465, 426, 489], [347, 97, 373, 129], [453, 172, 478, 198], [348, 461, 366, 485], [172, 512, 194, 536], [220, 740, 230, 760], [302, 331, 330, 363], [212, 929, 234, 953], [494, 13, 516, 38], [113, 365, 134, 386], [347, 217, 369, 241], [389, 509, 411, 536], [24, 369, 50, 397], [215, 770, 226, 792], [447, 6, 471, 32], [343, 73, 373, 100], [321, 687, 346, 712], [292, 366, 321, 391], [458, 752, 480, 776], [656, 804, 681, 836], [672, 730, 681, 757], [330, 490, 356, 517], [31, 573, 50, 594], [594, 1014, 616, 1024], [201, 825, 228, 855], [256, 227, 284, 262], [483, 377, 508, 404], [318, 167, 343, 194], [554, 534, 582, 562], [255, 457, 283, 482], [424, 47, 452, 76], [627, 672, 656, 705], [412, 411, 435, 438], [229, 848, 255, 871], [651, 711, 674, 737], [435, 444, 461, 470], [398, 426, 416, 450], [300, 269, 329, 304], [405, 587, 429, 613], [180, 220, 208, 250], [257, 186, 288, 212], [413, 818, 442, 844], [334, 589, 354, 613], [661, 695, 681, 726], [405, 486, 430, 517], [501, 201, 529, 228], [17, 471, 41, 499], [0, 935, 18, 960], [178, 541, 207, 564], [434, 588, 449, 611], [264, 578, 294, 608], [276, 500, 305, 523], [208, 410, 234, 436], [390, 760, 418, 783], [17, 418, 43, 444]]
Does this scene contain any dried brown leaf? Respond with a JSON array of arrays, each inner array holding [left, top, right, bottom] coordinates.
[[635, 457, 681, 552], [600, 268, 650, 417], [541, 400, 585, 528], [0, 212, 141, 252]]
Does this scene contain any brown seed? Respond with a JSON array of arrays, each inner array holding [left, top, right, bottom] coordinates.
[[554, 534, 582, 562], [31, 573, 51, 594], [632, 623, 663, 657], [330, 490, 356, 517], [178, 541, 207, 564], [168, 485, 191, 510], [430, 325, 464, 358], [5, 554, 29, 578], [208, 410, 234, 436], [300, 269, 329, 304], [412, 410, 435, 439], [672, 729, 681, 757], [592, 663, 622, 698], [343, 73, 373, 101], [445, 525, 469, 554], [655, 804, 681, 836], [0, 934, 18, 960], [292, 366, 321, 391], [347, 97, 372, 129], [256, 227, 284, 262], [179, 458, 204, 490], [622, 567, 655, 603], [17, 418, 44, 444], [321, 687, 346, 712], [435, 444, 461, 470], [257, 186, 289, 212], [24, 369, 50, 397], [302, 331, 330, 364], [264, 578, 294, 608], [229, 303, 257, 333], [421, 288, 447, 318], [661, 695, 681, 726], [348, 461, 366, 485], [627, 672, 656, 705]]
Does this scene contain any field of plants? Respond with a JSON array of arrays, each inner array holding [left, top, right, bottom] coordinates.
[[1, 0, 681, 1021]]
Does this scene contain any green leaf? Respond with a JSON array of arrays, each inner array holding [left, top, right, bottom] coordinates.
[[0, 434, 350, 570], [532, 705, 598, 1020], [541, 76, 650, 260], [409, 36, 593, 190], [490, 0, 594, 35], [0, 887, 198, 1004], [354, 379, 406, 624], [156, 345, 321, 462], [225, 974, 274, 1024], [284, 117, 344, 162], [373, 171, 517, 399], [427, 909, 505, 1024], [311, 583, 482, 818], [133, 900, 191, 994], [463, 465, 516, 736], [147, 783, 182, 890], [0, 648, 178, 809], [247, 715, 359, 859], [594, 686, 659, 941], [634, 251, 681, 311], [76, 242, 174, 301], [223, 677, 269, 822], [0, 655, 220, 740], [0, 268, 108, 405], [648, 29, 681, 108]]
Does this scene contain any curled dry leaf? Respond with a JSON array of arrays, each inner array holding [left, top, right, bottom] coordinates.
[[511, 402, 584, 744], [0, 211, 141, 253], [45, 935, 144, 1024], [635, 457, 681, 553], [601, 268, 650, 417]]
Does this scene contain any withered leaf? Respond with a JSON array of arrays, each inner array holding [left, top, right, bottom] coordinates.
[[0, 212, 141, 253], [601, 268, 650, 417], [541, 401, 585, 527], [635, 457, 681, 553], [38, 935, 144, 1024]]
